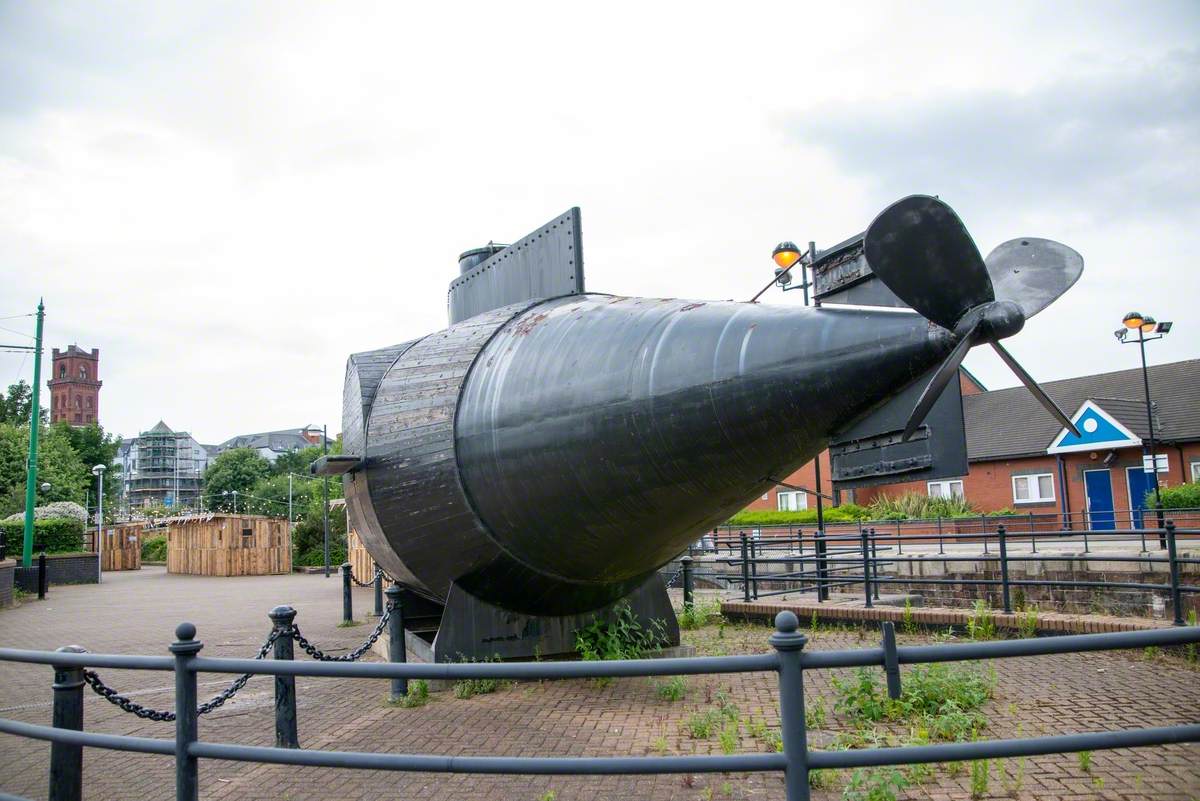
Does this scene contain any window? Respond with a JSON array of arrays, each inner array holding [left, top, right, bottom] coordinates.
[[777, 490, 808, 511], [1012, 473, 1054, 503], [1191, 461, 1200, 482], [59, 366, 66, 378], [928, 480, 964, 499], [79, 366, 87, 379]]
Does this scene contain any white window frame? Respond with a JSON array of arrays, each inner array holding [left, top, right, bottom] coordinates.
[[777, 490, 808, 512], [1012, 473, 1055, 504], [927, 480, 964, 499], [1191, 461, 1200, 483]]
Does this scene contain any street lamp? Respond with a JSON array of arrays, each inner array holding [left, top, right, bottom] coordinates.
[[92, 465, 106, 582], [1114, 311, 1173, 534]]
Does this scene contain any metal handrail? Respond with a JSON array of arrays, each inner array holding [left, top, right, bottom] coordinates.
[[1, 609, 1198, 801]]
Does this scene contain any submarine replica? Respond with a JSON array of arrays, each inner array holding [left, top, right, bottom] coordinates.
[[317, 195, 1083, 661]]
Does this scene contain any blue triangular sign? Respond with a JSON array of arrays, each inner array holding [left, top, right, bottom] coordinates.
[[1047, 400, 1141, 454]]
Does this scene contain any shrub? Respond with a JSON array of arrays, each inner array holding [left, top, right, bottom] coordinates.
[[866, 492, 977, 521], [393, 680, 429, 708], [0, 517, 85, 553], [1157, 481, 1200, 509], [684, 709, 722, 739], [678, 598, 721, 630], [141, 535, 168, 562], [574, 602, 667, 662], [725, 505, 870, 527]]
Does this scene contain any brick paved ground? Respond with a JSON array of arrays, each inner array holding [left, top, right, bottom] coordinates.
[[0, 570, 1197, 800]]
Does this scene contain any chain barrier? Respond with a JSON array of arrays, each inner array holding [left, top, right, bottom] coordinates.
[[83, 628, 281, 722], [664, 566, 682, 588], [290, 606, 390, 662], [349, 566, 384, 588]]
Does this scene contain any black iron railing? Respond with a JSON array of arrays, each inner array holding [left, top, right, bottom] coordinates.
[[0, 605, 1198, 801], [683, 521, 1198, 625]]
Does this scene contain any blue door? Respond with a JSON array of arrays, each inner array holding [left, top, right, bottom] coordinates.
[[1126, 466, 1158, 529], [1084, 469, 1115, 531]]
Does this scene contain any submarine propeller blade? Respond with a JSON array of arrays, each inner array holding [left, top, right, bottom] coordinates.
[[864, 194, 994, 330], [985, 237, 1084, 320], [990, 340, 1080, 437], [901, 320, 978, 442]]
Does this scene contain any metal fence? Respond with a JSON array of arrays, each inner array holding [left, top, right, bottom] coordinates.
[[687, 520, 1199, 625], [1, 592, 1199, 801]]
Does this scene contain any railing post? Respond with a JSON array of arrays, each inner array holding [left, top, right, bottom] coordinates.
[[386, 583, 408, 700], [981, 515, 989, 554], [170, 623, 202, 801], [1083, 525, 1090, 553], [49, 645, 87, 801], [998, 524, 1012, 614], [1030, 512, 1038, 553], [38, 549, 48, 600], [815, 528, 829, 602], [770, 611, 810, 801], [268, 606, 299, 748], [880, 622, 901, 700], [1165, 520, 1184, 626], [870, 534, 880, 600], [341, 562, 353, 624], [681, 556, 694, 612], [895, 520, 903, 554], [936, 515, 944, 554], [740, 533, 751, 603], [749, 538, 759, 600], [373, 567, 384, 618], [860, 528, 873, 608]]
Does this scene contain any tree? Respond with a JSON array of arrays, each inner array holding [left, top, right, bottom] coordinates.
[[203, 448, 271, 511], [270, 446, 324, 477], [0, 381, 46, 427], [0, 423, 87, 518], [55, 422, 121, 515]]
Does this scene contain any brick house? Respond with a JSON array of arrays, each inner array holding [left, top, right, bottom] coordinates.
[[749, 359, 1200, 529]]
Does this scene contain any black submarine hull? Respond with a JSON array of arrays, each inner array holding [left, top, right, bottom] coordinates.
[[344, 293, 954, 616]]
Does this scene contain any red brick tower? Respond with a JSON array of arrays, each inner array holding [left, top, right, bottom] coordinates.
[[47, 345, 102, 426]]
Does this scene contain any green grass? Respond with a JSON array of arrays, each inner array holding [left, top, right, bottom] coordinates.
[[387, 679, 429, 708], [966, 600, 997, 640], [843, 767, 909, 801], [678, 598, 722, 630], [970, 759, 990, 798]]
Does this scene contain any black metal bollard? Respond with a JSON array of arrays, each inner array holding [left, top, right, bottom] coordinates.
[[739, 533, 751, 603], [997, 524, 1012, 614], [38, 550, 48, 600], [769, 612, 810, 800], [386, 584, 408, 700], [49, 645, 87, 801], [860, 528, 873, 608], [170, 623, 202, 801], [1165, 520, 1184, 626], [341, 562, 353, 624], [373, 568, 384, 618], [681, 556, 694, 611], [268, 606, 299, 748]]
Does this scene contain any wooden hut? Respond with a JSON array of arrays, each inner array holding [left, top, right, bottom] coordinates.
[[99, 522, 145, 571], [346, 528, 376, 584], [166, 514, 291, 576]]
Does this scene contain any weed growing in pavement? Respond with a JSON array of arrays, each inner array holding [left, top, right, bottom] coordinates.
[[679, 599, 723, 630], [810, 609, 821, 633], [808, 768, 839, 790], [387, 680, 429, 708], [574, 601, 667, 662], [831, 663, 992, 728], [684, 710, 722, 739], [1142, 646, 1161, 662], [1016, 605, 1039, 639], [805, 696, 827, 729], [842, 767, 909, 801], [451, 655, 508, 699], [721, 780, 733, 796], [538, 791, 556, 801], [718, 720, 740, 754], [1077, 749, 1092, 772], [337, 619, 364, 628], [901, 599, 917, 635], [652, 735, 669, 755], [654, 675, 688, 702], [969, 759, 990, 798], [966, 600, 996, 640]]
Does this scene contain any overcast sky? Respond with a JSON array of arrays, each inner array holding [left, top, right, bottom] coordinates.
[[1, 2, 1197, 445]]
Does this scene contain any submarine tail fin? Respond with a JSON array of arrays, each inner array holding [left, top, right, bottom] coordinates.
[[865, 195, 1082, 441]]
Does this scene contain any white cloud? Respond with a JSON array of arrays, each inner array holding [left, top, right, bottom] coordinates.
[[0, 1, 1196, 441]]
